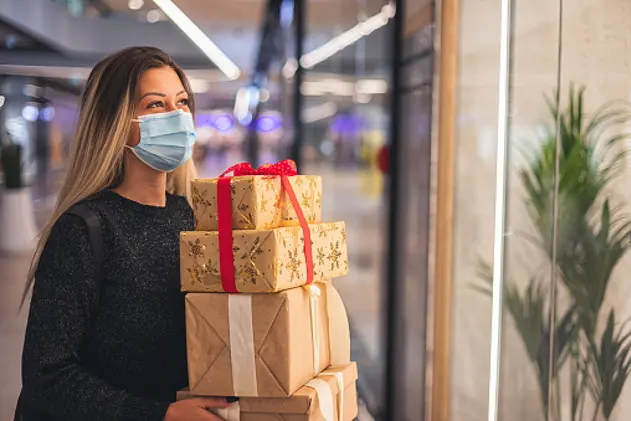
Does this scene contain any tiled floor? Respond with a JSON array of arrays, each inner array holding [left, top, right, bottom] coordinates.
[[0, 166, 383, 420]]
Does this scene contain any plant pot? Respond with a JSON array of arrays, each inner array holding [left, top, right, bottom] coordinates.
[[0, 188, 38, 254]]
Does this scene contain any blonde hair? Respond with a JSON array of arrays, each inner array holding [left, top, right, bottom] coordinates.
[[21, 47, 196, 307]]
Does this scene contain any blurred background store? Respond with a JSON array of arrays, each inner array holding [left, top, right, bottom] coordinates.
[[0, 0, 434, 419], [5, 0, 631, 421]]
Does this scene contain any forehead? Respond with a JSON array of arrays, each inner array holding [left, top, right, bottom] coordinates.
[[138, 66, 186, 94]]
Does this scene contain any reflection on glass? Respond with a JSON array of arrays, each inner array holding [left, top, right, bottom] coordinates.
[[288, 0, 395, 415], [453, 0, 631, 420], [543, 3, 631, 420]]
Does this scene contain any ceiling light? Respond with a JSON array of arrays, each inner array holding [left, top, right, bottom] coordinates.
[[354, 93, 372, 104], [280, 1, 294, 27], [259, 88, 271, 103], [282, 59, 298, 79], [320, 140, 335, 156], [40, 106, 55, 122], [22, 84, 39, 97], [128, 0, 144, 10], [381, 3, 396, 18], [300, 3, 396, 69], [356, 79, 388, 94], [22, 105, 39, 122], [146, 9, 161, 23], [301, 80, 354, 96], [213, 114, 235, 133], [303, 102, 337, 123], [152, 0, 241, 81], [188, 78, 210, 94], [257, 115, 282, 133], [300, 78, 389, 97], [233, 86, 259, 121]]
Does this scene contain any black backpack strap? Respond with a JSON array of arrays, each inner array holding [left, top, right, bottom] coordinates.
[[67, 203, 103, 285], [14, 204, 103, 421]]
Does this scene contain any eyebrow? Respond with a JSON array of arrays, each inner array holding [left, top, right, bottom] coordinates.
[[139, 90, 187, 100]]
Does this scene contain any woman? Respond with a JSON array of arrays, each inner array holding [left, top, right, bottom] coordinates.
[[19, 47, 233, 421]]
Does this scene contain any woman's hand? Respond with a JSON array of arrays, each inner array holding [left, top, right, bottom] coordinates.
[[164, 397, 233, 421]]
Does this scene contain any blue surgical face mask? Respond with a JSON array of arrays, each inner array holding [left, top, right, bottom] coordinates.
[[128, 109, 197, 173]]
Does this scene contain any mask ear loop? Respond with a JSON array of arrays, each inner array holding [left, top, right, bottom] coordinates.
[[126, 118, 141, 150]]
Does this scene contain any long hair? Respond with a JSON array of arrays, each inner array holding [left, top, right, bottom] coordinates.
[[21, 46, 197, 307]]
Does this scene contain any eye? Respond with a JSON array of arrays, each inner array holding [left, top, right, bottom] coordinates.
[[147, 101, 164, 109], [178, 98, 190, 106]]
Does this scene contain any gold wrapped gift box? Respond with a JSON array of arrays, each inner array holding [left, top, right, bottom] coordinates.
[[177, 363, 358, 421], [191, 176, 323, 231], [180, 222, 348, 293], [185, 283, 351, 397]]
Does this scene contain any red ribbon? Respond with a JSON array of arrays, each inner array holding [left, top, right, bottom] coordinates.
[[219, 160, 298, 178], [217, 160, 314, 293]]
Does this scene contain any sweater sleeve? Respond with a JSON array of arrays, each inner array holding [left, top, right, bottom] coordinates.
[[21, 213, 172, 421]]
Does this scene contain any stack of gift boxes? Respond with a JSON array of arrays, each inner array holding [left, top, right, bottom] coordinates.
[[177, 163, 358, 421]]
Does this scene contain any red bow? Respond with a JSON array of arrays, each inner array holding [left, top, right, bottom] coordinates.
[[220, 160, 298, 178], [217, 159, 314, 293]]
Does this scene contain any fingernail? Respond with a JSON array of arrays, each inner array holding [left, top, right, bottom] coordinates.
[[225, 397, 239, 403]]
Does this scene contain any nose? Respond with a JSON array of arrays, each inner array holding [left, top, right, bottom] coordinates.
[[165, 100, 178, 112]]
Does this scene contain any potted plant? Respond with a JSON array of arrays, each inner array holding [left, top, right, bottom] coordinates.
[[0, 131, 38, 253], [476, 85, 631, 421]]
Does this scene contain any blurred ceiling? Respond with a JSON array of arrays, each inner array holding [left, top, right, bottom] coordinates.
[[0, 0, 397, 103], [0, 20, 57, 52], [102, 0, 385, 30], [1, 0, 393, 74]]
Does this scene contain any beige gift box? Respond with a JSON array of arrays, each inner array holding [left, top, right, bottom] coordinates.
[[177, 363, 359, 421], [180, 222, 348, 293], [191, 176, 323, 231], [185, 283, 351, 397]]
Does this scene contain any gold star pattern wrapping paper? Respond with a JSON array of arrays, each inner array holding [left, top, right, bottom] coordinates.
[[191, 175, 323, 231], [180, 222, 348, 293]]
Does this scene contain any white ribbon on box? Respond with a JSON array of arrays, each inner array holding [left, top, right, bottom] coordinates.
[[306, 378, 335, 421], [319, 371, 346, 420], [227, 283, 350, 396], [306, 284, 322, 375], [228, 295, 258, 396]]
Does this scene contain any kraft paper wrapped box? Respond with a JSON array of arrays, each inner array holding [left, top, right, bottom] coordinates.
[[185, 283, 351, 397], [177, 363, 359, 421], [180, 222, 348, 293], [191, 176, 323, 231]]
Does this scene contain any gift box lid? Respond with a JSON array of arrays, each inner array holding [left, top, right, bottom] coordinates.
[[178, 363, 357, 415]]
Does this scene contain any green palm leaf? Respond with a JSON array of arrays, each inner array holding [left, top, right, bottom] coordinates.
[[587, 311, 631, 418]]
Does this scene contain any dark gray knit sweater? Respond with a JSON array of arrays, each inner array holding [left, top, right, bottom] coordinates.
[[21, 190, 193, 421]]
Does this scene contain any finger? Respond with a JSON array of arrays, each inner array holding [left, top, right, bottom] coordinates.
[[191, 397, 232, 408]]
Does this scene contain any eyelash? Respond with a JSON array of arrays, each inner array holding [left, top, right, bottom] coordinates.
[[147, 98, 189, 109]]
